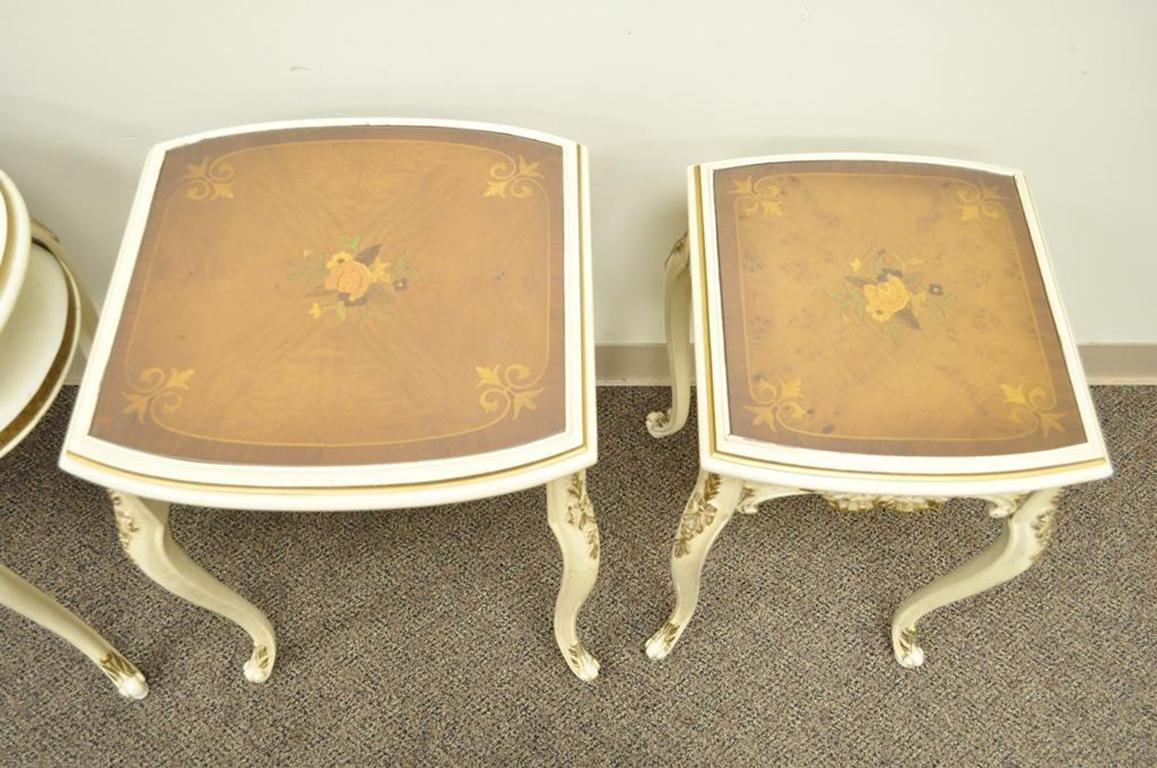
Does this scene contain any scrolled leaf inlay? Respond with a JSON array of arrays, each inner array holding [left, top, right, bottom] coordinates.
[[476, 364, 543, 421]]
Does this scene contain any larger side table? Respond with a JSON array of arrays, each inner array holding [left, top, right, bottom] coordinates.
[[60, 119, 600, 681], [645, 154, 1111, 668]]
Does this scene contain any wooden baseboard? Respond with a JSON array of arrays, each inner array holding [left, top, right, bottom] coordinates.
[[595, 342, 1157, 386]]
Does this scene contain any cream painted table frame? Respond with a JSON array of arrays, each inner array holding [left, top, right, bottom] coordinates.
[[59, 119, 602, 683], [0, 170, 146, 699], [644, 154, 1112, 668]]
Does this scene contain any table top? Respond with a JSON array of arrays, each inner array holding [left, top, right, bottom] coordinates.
[[689, 153, 1110, 495], [61, 119, 595, 511]]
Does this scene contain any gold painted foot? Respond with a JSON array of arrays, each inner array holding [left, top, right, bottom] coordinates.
[[0, 561, 148, 699], [646, 470, 744, 660], [890, 488, 1061, 668], [109, 490, 277, 683], [546, 471, 601, 682], [646, 233, 692, 439]]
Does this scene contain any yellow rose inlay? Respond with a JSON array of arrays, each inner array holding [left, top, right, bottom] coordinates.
[[291, 236, 420, 322], [325, 259, 374, 302], [863, 275, 910, 322]]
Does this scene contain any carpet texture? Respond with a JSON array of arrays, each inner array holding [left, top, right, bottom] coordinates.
[[0, 386, 1153, 766]]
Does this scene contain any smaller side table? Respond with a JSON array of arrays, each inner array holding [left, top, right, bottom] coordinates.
[[645, 154, 1111, 668], [0, 170, 146, 699]]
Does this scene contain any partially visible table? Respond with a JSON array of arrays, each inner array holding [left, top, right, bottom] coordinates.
[[1, 169, 146, 698], [645, 153, 1111, 668], [61, 119, 600, 682]]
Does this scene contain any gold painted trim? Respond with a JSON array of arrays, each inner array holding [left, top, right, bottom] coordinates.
[[692, 165, 1110, 485], [65, 143, 594, 496], [98, 651, 140, 685]]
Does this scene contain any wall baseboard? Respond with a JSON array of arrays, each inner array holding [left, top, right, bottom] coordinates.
[[64, 343, 1157, 387], [595, 342, 1157, 386]]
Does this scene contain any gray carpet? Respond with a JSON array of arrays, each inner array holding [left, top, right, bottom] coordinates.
[[0, 386, 1153, 766]]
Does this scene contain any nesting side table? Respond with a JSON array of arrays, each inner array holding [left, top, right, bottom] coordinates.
[[645, 154, 1111, 668], [1, 170, 146, 698], [60, 119, 600, 681]]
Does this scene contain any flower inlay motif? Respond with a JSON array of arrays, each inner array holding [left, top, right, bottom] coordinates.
[[745, 378, 808, 433], [1001, 384, 1067, 436], [957, 182, 1004, 221], [484, 156, 543, 199], [181, 157, 235, 201], [289, 236, 419, 322], [122, 368, 194, 424], [729, 175, 784, 217]]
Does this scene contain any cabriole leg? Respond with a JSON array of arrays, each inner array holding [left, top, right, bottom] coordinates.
[[0, 561, 148, 699], [109, 490, 277, 682], [546, 471, 601, 681], [890, 488, 1061, 668], [646, 233, 693, 437], [646, 470, 744, 659]]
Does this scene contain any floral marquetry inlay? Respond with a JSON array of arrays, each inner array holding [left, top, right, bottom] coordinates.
[[88, 124, 571, 467], [290, 236, 419, 322], [712, 158, 1086, 458]]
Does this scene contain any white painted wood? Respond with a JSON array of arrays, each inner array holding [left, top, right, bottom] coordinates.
[[545, 471, 600, 682], [57, 120, 600, 680], [647, 478, 1067, 668], [645, 234, 693, 438], [108, 491, 277, 683], [687, 154, 1112, 497], [30, 219, 99, 359], [1, 175, 146, 698], [0, 170, 31, 334], [0, 246, 68, 436], [0, 562, 148, 699], [645, 471, 745, 660], [650, 158, 1110, 667], [890, 488, 1060, 668]]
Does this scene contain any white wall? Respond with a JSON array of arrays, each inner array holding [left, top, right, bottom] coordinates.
[[2, 0, 1153, 343]]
